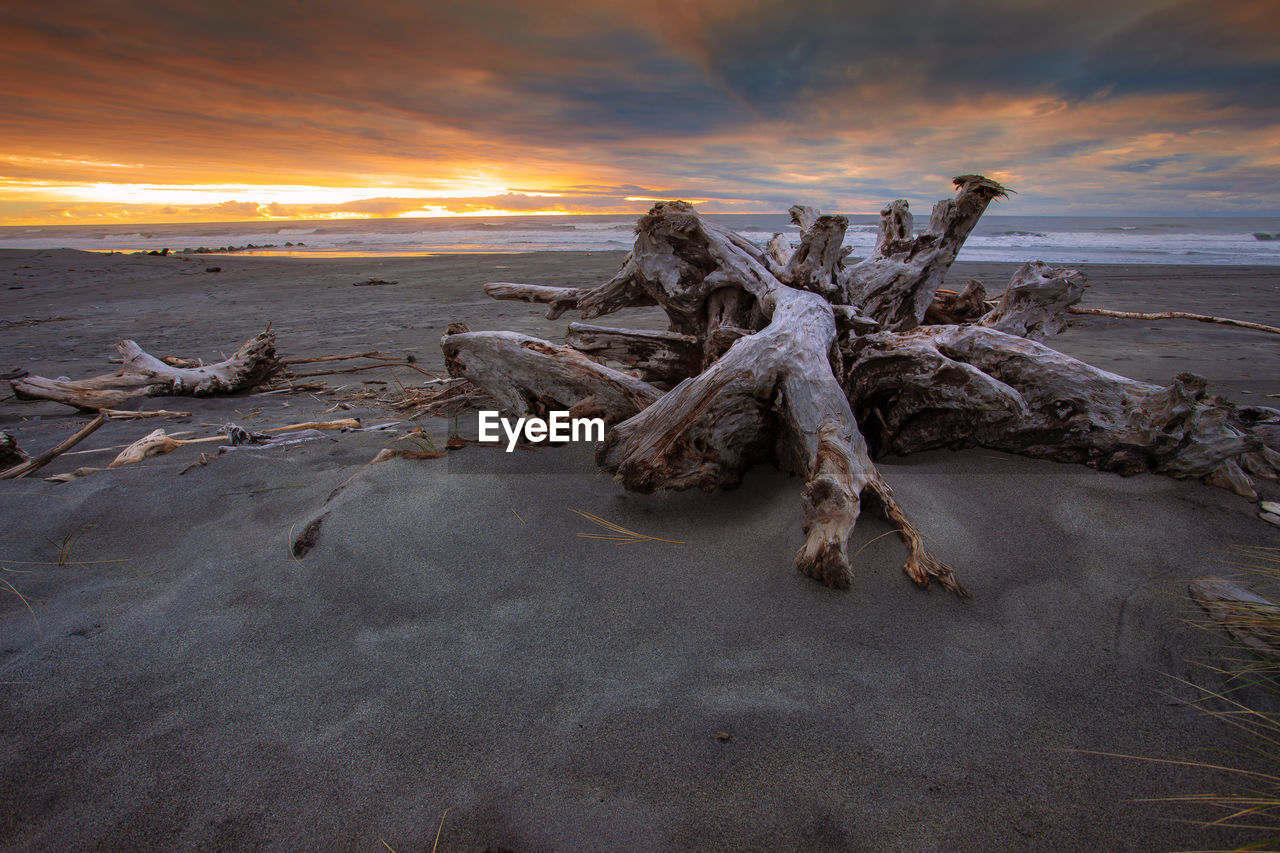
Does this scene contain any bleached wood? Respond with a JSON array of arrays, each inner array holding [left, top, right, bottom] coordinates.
[[0, 414, 108, 480], [1066, 306, 1280, 336], [445, 177, 1276, 596], [1189, 576, 1280, 659], [979, 261, 1087, 339], [441, 330, 662, 424], [841, 175, 1008, 330], [845, 324, 1274, 498], [11, 332, 279, 410], [594, 203, 961, 592], [564, 322, 701, 386]]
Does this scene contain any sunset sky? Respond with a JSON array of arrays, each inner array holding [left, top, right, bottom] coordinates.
[[1, 0, 1277, 225]]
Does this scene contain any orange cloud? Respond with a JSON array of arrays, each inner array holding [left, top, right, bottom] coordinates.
[[0, 0, 1276, 224]]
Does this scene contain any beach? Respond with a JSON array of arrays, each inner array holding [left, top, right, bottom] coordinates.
[[2, 248, 1279, 851]]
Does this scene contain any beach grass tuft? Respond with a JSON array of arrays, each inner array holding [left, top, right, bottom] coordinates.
[[0, 575, 41, 641], [46, 523, 96, 567], [1170, 544, 1280, 849], [571, 509, 684, 545]]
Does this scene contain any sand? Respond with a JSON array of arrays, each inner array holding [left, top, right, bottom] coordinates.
[[1, 248, 1279, 851]]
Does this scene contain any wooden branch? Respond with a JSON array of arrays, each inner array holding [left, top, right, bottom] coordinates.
[[97, 408, 191, 420], [11, 331, 280, 410], [441, 330, 663, 424], [979, 261, 1087, 339], [846, 324, 1275, 498], [924, 278, 988, 325], [0, 433, 29, 469], [598, 203, 962, 593], [841, 175, 1008, 331], [483, 282, 594, 320], [438, 184, 1273, 600], [282, 350, 388, 365], [779, 211, 849, 302], [565, 322, 702, 386], [288, 360, 436, 379], [1066, 306, 1280, 336], [1189, 576, 1280, 659], [0, 414, 108, 479]]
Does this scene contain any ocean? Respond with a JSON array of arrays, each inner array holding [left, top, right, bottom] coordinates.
[[2, 213, 1279, 266]]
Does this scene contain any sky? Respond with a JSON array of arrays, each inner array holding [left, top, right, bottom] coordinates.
[[1, 0, 1278, 225]]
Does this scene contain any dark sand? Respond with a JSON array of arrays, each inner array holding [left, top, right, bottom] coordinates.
[[1, 249, 1279, 851]]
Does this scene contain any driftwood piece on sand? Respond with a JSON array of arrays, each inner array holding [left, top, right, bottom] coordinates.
[[0, 433, 27, 469], [844, 325, 1271, 497], [440, 176, 1278, 595], [11, 331, 280, 410], [840, 175, 1009, 331], [564, 322, 702, 387], [978, 261, 1087, 340], [442, 329, 662, 424], [1066, 306, 1280, 336], [0, 414, 108, 480], [924, 279, 989, 325], [1189, 576, 1280, 659]]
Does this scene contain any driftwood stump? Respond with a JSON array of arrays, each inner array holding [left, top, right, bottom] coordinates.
[[445, 176, 1278, 593], [11, 331, 281, 410]]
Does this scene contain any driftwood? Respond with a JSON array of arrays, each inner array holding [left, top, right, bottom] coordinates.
[[1189, 576, 1280, 660], [1066, 306, 1280, 336], [12, 331, 280, 410], [440, 176, 1279, 594], [0, 414, 108, 479], [0, 433, 27, 469]]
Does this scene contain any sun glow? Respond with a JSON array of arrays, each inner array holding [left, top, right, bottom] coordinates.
[[0, 175, 585, 224], [0, 181, 522, 206]]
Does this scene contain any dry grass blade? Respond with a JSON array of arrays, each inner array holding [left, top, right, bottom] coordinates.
[[570, 509, 684, 545], [431, 807, 452, 853], [0, 576, 41, 641], [1137, 544, 1280, 851]]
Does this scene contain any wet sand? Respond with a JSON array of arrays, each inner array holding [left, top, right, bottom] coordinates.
[[1, 249, 1278, 851]]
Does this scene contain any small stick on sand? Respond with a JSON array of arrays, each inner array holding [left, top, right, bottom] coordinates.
[[288, 361, 439, 379], [0, 413, 109, 480], [282, 351, 390, 366], [97, 408, 191, 420], [266, 418, 361, 433], [1067, 306, 1280, 336]]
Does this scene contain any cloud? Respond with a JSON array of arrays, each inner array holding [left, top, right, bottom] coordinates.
[[0, 0, 1276, 221]]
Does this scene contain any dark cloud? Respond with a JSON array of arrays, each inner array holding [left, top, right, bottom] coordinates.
[[0, 0, 1277, 218]]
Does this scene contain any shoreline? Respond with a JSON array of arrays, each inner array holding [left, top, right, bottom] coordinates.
[[1, 248, 1278, 850]]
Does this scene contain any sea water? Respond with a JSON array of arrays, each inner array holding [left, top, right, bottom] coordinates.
[[2, 213, 1279, 265]]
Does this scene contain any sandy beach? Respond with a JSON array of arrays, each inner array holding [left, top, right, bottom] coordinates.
[[2, 248, 1279, 851]]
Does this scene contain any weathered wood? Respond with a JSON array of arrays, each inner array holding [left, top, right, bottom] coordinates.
[[1066, 306, 1280, 336], [925, 278, 989, 325], [777, 212, 849, 302], [0, 414, 108, 480], [0, 433, 27, 469], [483, 282, 594, 320], [565, 322, 702, 386], [1189, 576, 1280, 659], [845, 324, 1274, 498], [978, 262, 1087, 339], [841, 175, 1009, 331], [448, 177, 1272, 597], [441, 330, 662, 424], [471, 201, 960, 591], [12, 331, 280, 410]]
